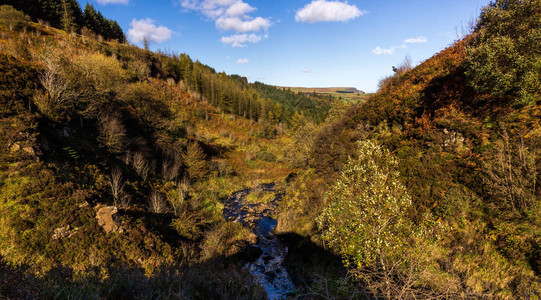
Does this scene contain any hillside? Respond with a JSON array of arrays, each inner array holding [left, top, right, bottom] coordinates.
[[277, 0, 541, 298], [0, 5, 349, 298], [274, 86, 370, 103], [0, 1, 540, 299]]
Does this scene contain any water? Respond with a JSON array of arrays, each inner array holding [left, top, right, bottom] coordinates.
[[223, 184, 295, 300]]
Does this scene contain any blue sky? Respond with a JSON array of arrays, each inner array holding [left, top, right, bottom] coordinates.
[[79, 0, 490, 92]]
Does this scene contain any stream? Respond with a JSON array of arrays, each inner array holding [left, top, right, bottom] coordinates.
[[222, 183, 295, 300]]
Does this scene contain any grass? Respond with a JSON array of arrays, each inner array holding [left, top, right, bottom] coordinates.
[[275, 86, 373, 103], [245, 190, 276, 204]]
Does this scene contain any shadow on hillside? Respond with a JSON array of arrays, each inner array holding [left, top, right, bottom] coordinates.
[[0, 233, 348, 299]]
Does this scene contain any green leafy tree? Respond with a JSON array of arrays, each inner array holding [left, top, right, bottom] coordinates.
[[316, 140, 446, 298], [465, 0, 541, 105], [317, 140, 415, 271]]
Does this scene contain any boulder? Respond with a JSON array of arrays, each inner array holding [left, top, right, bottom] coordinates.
[[96, 206, 119, 233]]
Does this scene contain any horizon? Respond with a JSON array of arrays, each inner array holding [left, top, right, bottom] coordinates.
[[78, 0, 490, 93]]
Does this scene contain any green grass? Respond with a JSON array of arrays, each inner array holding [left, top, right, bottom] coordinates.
[[275, 86, 372, 103], [245, 190, 275, 204]]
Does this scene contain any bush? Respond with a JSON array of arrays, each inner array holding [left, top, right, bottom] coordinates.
[[255, 150, 276, 162]]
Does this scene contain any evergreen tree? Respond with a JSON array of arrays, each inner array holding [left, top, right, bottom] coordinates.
[[60, 0, 76, 32]]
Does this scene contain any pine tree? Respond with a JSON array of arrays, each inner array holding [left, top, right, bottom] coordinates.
[[61, 0, 76, 32], [84, 3, 99, 34]]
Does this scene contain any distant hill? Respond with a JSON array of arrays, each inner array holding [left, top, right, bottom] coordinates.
[[274, 86, 370, 103]]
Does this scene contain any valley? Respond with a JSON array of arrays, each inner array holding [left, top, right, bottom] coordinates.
[[0, 1, 540, 299]]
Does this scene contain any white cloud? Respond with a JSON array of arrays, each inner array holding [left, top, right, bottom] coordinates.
[[127, 18, 173, 44], [371, 44, 407, 55], [96, 0, 129, 4], [302, 69, 312, 73], [216, 16, 270, 32], [295, 0, 366, 23], [236, 58, 250, 64], [180, 0, 271, 34], [225, 1, 255, 17], [221, 33, 262, 47], [372, 46, 395, 55], [404, 36, 428, 44]]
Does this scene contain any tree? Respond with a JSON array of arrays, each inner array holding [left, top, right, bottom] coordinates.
[[83, 3, 99, 34], [182, 142, 207, 181], [317, 140, 415, 270], [317, 140, 440, 298], [60, 0, 76, 32], [0, 5, 31, 31], [465, 0, 541, 105], [110, 166, 128, 208]]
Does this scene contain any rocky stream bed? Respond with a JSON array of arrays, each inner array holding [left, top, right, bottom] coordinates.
[[223, 183, 295, 300]]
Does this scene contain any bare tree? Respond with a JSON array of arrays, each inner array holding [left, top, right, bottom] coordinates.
[[33, 52, 69, 117], [98, 113, 127, 153], [150, 190, 166, 214], [110, 166, 128, 207], [162, 153, 182, 181], [132, 151, 149, 180], [169, 176, 189, 216]]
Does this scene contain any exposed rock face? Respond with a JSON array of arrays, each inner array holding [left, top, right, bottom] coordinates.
[[96, 206, 119, 233]]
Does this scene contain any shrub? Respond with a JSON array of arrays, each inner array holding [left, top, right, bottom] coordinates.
[[71, 52, 128, 93], [255, 150, 276, 162]]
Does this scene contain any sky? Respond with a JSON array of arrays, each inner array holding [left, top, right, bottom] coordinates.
[[78, 0, 491, 93]]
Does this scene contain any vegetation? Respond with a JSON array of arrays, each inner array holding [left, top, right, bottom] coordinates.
[[0, 0, 540, 298], [278, 0, 541, 298], [0, 5, 331, 297], [3, 0, 125, 41], [465, 0, 541, 106]]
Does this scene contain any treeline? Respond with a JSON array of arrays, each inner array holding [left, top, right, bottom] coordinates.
[[2, 0, 125, 42], [252, 82, 332, 124], [157, 52, 332, 128]]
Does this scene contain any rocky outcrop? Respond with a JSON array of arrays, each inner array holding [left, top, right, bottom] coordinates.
[[96, 206, 120, 233]]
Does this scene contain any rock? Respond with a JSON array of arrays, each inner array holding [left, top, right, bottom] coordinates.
[[96, 206, 119, 233], [22, 146, 36, 156], [52, 225, 75, 240], [9, 142, 42, 159], [243, 245, 263, 262], [9, 143, 21, 152]]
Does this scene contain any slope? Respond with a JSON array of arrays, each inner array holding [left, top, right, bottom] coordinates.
[[0, 7, 310, 298], [278, 0, 541, 298]]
